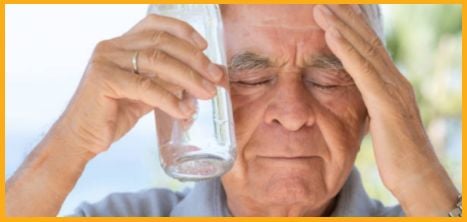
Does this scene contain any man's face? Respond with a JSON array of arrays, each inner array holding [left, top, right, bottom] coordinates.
[[220, 5, 368, 212]]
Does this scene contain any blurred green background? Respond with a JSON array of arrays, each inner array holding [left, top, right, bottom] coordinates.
[[355, 4, 462, 205]]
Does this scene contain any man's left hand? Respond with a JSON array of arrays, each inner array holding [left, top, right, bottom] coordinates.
[[313, 4, 458, 216]]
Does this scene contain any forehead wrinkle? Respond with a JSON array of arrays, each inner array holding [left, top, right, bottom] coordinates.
[[228, 52, 343, 73], [250, 24, 322, 31], [222, 5, 321, 29]]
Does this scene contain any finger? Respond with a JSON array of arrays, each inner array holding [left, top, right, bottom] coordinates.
[[94, 39, 218, 100], [325, 5, 395, 62], [114, 48, 217, 100], [119, 99, 154, 119], [214, 64, 231, 90], [323, 27, 385, 99], [313, 5, 393, 82], [324, 5, 378, 45], [151, 76, 184, 98], [126, 14, 207, 50], [114, 30, 224, 83], [94, 62, 195, 119]]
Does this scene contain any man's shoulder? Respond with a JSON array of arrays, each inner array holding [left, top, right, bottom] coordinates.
[[70, 187, 190, 217]]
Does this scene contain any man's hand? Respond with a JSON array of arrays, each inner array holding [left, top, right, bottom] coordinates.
[[62, 14, 223, 155], [313, 4, 458, 216], [6, 14, 224, 216]]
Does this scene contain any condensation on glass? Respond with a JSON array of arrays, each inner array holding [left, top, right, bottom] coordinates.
[[148, 4, 236, 181]]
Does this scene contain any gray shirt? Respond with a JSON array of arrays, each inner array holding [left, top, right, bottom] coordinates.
[[71, 168, 404, 216]]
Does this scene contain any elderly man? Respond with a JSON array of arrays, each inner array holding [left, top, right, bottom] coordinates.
[[6, 4, 460, 217]]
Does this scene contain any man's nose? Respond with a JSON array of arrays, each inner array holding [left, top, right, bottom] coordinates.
[[263, 79, 316, 131]]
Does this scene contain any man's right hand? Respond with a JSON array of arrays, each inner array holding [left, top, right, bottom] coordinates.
[[6, 14, 224, 216], [61, 14, 224, 155]]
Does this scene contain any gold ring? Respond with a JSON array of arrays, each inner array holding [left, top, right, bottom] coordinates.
[[132, 51, 140, 74]]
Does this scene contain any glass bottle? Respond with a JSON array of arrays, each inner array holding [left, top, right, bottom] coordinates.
[[148, 4, 236, 181]]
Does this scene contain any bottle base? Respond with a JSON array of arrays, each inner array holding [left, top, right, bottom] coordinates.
[[163, 152, 233, 182]]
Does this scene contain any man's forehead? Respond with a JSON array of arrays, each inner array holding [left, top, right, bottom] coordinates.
[[221, 4, 330, 67], [221, 5, 320, 29]]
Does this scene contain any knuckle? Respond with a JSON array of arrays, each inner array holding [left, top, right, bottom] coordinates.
[[184, 67, 198, 83], [94, 40, 114, 54], [150, 30, 168, 46], [370, 36, 383, 50], [191, 48, 208, 67], [199, 55, 211, 71], [154, 86, 172, 107], [138, 77, 154, 93], [361, 60, 374, 75], [92, 40, 117, 64], [343, 43, 356, 55], [363, 36, 383, 57], [145, 14, 161, 23], [163, 91, 177, 106], [176, 21, 195, 36], [364, 44, 378, 57], [325, 10, 338, 23], [149, 49, 167, 65], [189, 46, 202, 57], [344, 5, 355, 17]]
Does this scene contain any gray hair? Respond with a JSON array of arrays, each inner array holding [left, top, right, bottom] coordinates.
[[148, 4, 384, 40], [360, 4, 384, 40]]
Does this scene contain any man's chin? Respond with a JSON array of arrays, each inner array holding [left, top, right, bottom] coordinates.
[[247, 166, 326, 204], [259, 173, 325, 205]]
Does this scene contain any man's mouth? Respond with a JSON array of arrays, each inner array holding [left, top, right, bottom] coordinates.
[[257, 155, 317, 160]]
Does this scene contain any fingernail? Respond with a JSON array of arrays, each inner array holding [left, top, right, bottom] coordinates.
[[351, 5, 362, 14], [329, 27, 341, 39], [202, 79, 217, 96], [192, 33, 207, 49], [318, 5, 332, 17], [179, 101, 194, 116], [208, 63, 224, 82]]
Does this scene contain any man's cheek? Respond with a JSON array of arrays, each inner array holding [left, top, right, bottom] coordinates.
[[232, 96, 268, 156], [316, 112, 349, 151], [311, 87, 358, 114], [339, 87, 368, 140], [314, 87, 367, 144]]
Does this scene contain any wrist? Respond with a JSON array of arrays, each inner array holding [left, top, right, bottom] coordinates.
[[6, 121, 96, 216], [390, 163, 458, 216], [44, 122, 96, 164], [23, 120, 97, 180]]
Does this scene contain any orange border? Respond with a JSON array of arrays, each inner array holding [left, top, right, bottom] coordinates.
[[2, 1, 464, 222]]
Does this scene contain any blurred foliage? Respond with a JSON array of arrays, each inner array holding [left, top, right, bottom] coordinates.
[[355, 4, 462, 205]]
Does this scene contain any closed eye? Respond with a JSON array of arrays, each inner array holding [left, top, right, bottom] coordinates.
[[233, 79, 273, 86], [306, 81, 338, 90], [232, 79, 339, 89]]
